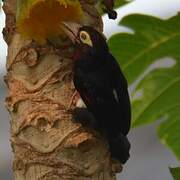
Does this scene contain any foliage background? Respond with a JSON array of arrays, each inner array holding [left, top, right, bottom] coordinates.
[[0, 0, 180, 179]]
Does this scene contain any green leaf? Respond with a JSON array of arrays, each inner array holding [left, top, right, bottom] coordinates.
[[114, 0, 131, 8], [169, 167, 180, 180], [108, 14, 180, 159]]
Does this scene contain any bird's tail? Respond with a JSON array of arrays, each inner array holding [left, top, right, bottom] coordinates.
[[108, 133, 130, 164]]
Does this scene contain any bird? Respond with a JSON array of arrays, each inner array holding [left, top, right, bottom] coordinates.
[[61, 22, 131, 164]]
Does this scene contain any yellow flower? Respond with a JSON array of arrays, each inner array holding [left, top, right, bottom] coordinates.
[[17, 0, 84, 43]]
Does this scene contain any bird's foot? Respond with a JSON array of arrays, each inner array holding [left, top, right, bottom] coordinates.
[[111, 158, 123, 174]]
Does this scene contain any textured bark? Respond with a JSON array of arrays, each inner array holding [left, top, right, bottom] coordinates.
[[3, 0, 122, 179]]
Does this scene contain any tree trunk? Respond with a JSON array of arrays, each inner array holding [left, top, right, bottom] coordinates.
[[3, 0, 122, 179]]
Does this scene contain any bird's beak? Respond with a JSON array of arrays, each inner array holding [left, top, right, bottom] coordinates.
[[60, 21, 81, 44]]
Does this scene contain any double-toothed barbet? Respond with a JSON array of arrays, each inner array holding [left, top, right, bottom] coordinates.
[[61, 22, 131, 164]]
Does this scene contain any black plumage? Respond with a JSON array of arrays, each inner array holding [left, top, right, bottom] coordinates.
[[62, 24, 131, 164]]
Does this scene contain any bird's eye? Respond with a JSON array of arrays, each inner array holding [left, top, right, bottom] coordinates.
[[79, 31, 93, 46], [80, 32, 87, 40]]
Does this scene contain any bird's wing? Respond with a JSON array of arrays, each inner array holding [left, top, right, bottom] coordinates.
[[109, 54, 131, 134], [74, 75, 116, 108]]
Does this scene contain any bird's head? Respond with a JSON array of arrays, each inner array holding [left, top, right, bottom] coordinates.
[[60, 22, 108, 52]]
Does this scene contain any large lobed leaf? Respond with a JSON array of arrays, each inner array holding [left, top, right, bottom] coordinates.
[[169, 167, 180, 180], [108, 14, 180, 159]]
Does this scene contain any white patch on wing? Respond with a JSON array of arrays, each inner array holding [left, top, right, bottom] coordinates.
[[113, 89, 119, 101], [76, 98, 86, 108]]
